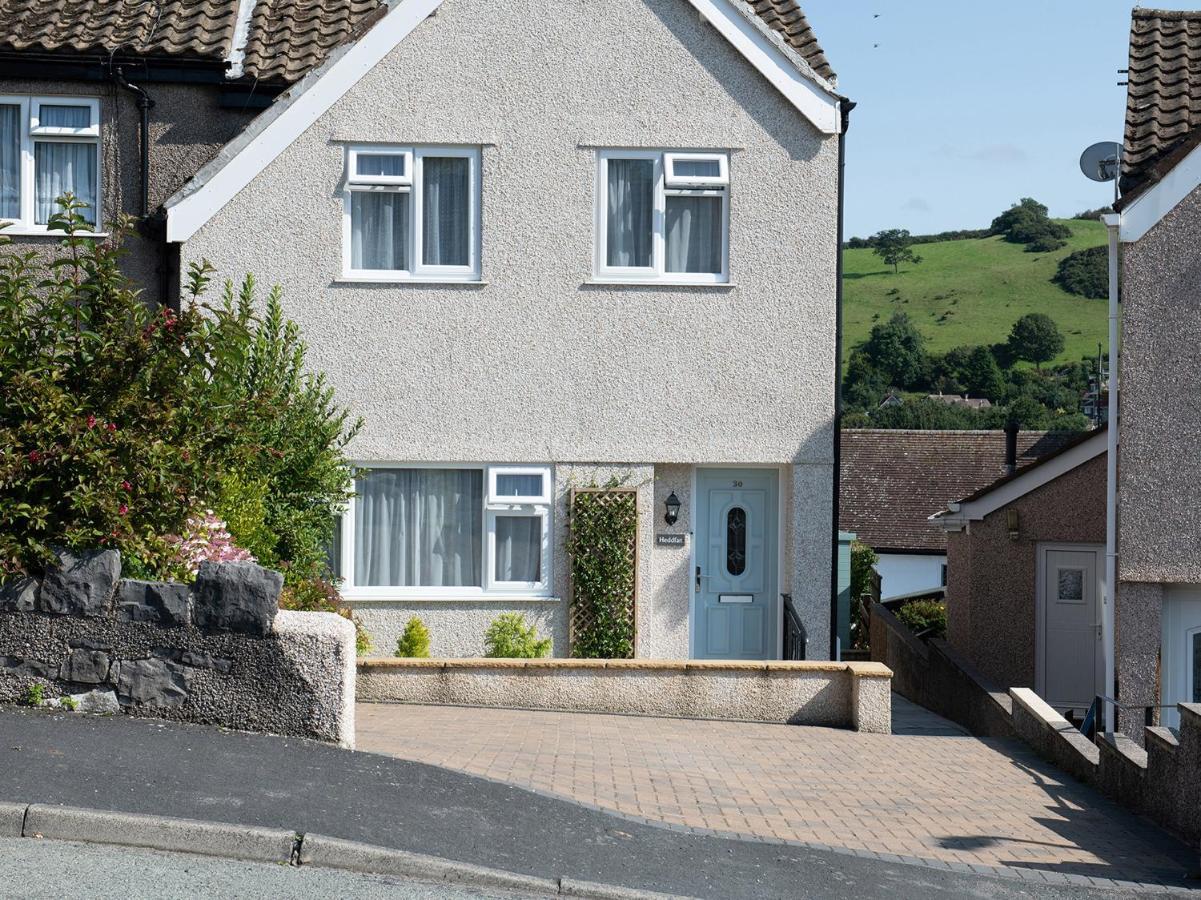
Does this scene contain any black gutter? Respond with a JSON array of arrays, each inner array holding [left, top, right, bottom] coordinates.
[[830, 97, 856, 660], [112, 66, 155, 219]]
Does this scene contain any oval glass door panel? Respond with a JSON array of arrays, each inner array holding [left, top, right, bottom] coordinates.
[[726, 507, 746, 576]]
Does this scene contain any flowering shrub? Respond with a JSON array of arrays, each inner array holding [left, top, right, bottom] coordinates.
[[0, 197, 359, 581], [165, 511, 256, 579], [278, 568, 371, 655]]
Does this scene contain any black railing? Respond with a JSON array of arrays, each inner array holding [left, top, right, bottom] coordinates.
[[782, 593, 806, 660]]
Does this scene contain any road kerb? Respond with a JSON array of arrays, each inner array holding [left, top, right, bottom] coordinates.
[[0, 802, 25, 838], [298, 833, 561, 894], [559, 877, 692, 899], [23, 804, 296, 864]]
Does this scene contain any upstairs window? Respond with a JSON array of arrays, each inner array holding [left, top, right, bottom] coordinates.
[[595, 149, 729, 284], [343, 145, 480, 281], [0, 96, 100, 230]]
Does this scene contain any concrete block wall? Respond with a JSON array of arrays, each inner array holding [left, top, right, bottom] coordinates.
[[0, 550, 355, 746]]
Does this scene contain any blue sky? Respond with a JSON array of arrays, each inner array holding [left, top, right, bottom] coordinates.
[[803, 2, 1195, 237]]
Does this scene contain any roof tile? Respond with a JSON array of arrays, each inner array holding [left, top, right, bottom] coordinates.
[[748, 0, 834, 83], [839, 430, 1080, 553], [1122, 8, 1201, 193]]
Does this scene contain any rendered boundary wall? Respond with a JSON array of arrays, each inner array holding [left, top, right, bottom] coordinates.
[[358, 658, 892, 733]]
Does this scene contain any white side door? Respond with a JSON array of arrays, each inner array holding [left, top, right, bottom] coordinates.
[[1162, 587, 1201, 729], [1038, 545, 1104, 713]]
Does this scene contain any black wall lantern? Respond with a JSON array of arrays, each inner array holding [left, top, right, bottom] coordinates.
[[664, 491, 681, 526]]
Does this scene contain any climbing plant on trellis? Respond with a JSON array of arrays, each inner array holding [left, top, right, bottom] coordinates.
[[567, 488, 638, 659]]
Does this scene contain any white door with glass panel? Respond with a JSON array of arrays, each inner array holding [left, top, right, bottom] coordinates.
[[1162, 587, 1201, 729], [1038, 545, 1103, 712], [693, 469, 778, 660]]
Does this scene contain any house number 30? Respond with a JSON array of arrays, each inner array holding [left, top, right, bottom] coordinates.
[[732, 480, 743, 487]]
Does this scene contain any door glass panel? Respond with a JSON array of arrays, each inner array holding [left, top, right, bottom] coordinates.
[[1192, 633, 1201, 703], [726, 507, 746, 576], [1057, 568, 1084, 603]]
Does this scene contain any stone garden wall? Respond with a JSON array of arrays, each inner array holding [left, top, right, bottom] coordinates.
[[0, 550, 355, 747]]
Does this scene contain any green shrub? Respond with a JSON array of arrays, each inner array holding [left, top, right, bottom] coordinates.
[[21, 683, 44, 707], [59, 695, 78, 712], [395, 617, 431, 658], [484, 613, 551, 659], [1053, 246, 1108, 300], [895, 599, 947, 639], [0, 197, 359, 580]]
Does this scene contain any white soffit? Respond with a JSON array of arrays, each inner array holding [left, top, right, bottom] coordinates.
[[931, 432, 1108, 532], [167, 0, 840, 243], [688, 0, 840, 135], [1120, 140, 1201, 243]]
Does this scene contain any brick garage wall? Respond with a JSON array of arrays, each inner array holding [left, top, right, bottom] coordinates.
[[0, 550, 355, 746], [946, 454, 1106, 690]]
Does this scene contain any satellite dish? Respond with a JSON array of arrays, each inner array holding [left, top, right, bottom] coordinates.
[[1080, 141, 1121, 182]]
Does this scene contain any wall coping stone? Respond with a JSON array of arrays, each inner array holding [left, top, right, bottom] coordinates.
[[359, 658, 890, 677]]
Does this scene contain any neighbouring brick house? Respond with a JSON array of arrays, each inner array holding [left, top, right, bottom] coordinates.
[[840, 429, 1078, 599], [932, 431, 1106, 715], [0, 0, 381, 303]]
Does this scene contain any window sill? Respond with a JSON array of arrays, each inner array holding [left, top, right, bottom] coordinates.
[[333, 276, 488, 286], [341, 595, 562, 604], [583, 279, 734, 289], [1, 226, 108, 238]]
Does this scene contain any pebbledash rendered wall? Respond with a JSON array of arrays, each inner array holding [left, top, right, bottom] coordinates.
[[0, 550, 355, 746], [178, 0, 839, 659]]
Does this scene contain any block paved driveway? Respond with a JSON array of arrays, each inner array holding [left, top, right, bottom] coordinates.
[[357, 696, 1198, 889]]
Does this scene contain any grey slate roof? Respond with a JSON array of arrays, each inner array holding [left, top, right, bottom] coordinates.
[[1123, 8, 1201, 195], [839, 430, 1081, 553]]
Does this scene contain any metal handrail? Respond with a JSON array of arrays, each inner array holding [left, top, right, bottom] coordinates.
[[782, 593, 806, 660], [1080, 694, 1172, 739]]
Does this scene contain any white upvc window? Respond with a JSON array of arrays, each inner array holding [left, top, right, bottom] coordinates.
[[0, 95, 101, 231], [339, 464, 552, 599], [595, 148, 729, 284], [342, 145, 480, 282]]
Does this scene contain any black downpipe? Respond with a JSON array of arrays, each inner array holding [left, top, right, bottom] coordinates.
[[112, 66, 155, 219], [830, 98, 856, 660]]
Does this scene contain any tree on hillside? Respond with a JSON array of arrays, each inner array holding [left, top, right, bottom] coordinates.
[[991, 198, 1071, 253], [937, 345, 1005, 401], [871, 229, 923, 274], [1007, 313, 1065, 372], [858, 312, 929, 389], [1053, 245, 1108, 299]]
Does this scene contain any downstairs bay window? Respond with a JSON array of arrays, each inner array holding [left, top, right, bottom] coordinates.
[[342, 145, 480, 281], [340, 465, 552, 598], [0, 96, 101, 231], [595, 149, 729, 284]]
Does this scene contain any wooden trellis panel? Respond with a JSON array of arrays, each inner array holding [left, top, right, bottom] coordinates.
[[567, 488, 639, 658]]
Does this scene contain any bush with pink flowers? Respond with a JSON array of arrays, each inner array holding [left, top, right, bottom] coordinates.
[[0, 198, 359, 586]]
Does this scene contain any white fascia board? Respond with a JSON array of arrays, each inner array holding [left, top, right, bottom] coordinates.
[[167, 0, 445, 243], [684, 0, 840, 134], [1120, 140, 1201, 243], [929, 432, 1108, 532]]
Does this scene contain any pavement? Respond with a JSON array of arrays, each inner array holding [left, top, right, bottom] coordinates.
[[0, 703, 1196, 898], [0, 837, 518, 900]]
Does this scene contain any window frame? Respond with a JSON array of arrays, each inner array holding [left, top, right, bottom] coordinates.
[[341, 144, 480, 283], [594, 148, 729, 285], [339, 463, 554, 600], [0, 94, 103, 234]]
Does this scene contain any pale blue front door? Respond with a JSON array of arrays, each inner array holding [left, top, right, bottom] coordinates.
[[693, 469, 779, 659]]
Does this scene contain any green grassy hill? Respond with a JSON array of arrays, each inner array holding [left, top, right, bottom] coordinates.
[[843, 220, 1108, 367]]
